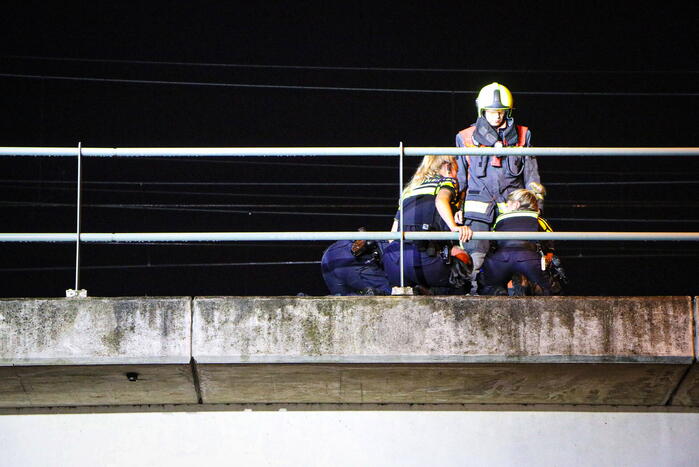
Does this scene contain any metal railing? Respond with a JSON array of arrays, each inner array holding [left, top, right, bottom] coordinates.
[[2, 144, 699, 296], [2, 146, 699, 157]]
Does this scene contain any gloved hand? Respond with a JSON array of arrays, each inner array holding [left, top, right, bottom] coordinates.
[[545, 252, 554, 267], [450, 246, 472, 268]]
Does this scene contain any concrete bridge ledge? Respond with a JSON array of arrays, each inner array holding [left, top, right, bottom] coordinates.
[[0, 295, 696, 409]]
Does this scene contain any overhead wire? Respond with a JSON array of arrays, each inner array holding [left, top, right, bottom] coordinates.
[[5, 54, 699, 74], [1, 191, 698, 209], [1, 200, 697, 223], [0, 261, 322, 272], [142, 158, 399, 169], [1, 179, 699, 187], [5, 155, 696, 175], [0, 179, 398, 187], [0, 200, 393, 218], [0, 184, 398, 201], [1, 72, 697, 97], [1, 252, 698, 274]]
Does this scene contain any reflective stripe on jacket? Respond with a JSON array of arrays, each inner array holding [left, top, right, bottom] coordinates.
[[492, 210, 554, 254], [395, 176, 458, 232]]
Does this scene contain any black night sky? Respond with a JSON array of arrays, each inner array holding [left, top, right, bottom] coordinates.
[[1, 2, 697, 298]]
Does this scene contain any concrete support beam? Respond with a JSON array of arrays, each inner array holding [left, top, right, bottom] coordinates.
[[671, 296, 699, 406], [671, 363, 699, 406], [197, 363, 686, 405], [0, 365, 197, 407]]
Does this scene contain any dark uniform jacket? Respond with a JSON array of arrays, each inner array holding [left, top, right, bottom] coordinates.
[[455, 116, 541, 223], [394, 175, 459, 233], [491, 210, 554, 254]]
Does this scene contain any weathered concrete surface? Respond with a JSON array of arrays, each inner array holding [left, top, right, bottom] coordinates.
[[0, 297, 197, 407], [0, 297, 191, 365], [670, 298, 699, 406], [0, 364, 197, 407], [192, 296, 693, 363], [193, 296, 694, 406], [671, 363, 699, 406], [0, 296, 696, 408], [197, 363, 686, 405]]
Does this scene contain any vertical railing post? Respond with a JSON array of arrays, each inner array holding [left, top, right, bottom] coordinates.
[[399, 142, 404, 288], [66, 141, 87, 298], [392, 142, 413, 295]]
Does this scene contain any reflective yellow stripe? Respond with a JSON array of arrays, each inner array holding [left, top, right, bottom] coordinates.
[[538, 217, 554, 232], [400, 177, 457, 203], [493, 210, 539, 227], [497, 202, 508, 213], [497, 211, 539, 221], [410, 186, 438, 196], [463, 200, 490, 214]]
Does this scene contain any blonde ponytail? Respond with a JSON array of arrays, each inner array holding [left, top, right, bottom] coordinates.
[[405, 155, 455, 191]]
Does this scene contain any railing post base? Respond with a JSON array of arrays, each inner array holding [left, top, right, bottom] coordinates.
[[66, 289, 88, 298], [391, 286, 414, 296]]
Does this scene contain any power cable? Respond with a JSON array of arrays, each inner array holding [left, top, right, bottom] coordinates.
[[0, 200, 393, 218], [560, 254, 697, 259], [8, 155, 692, 175], [545, 181, 699, 186], [78, 243, 699, 253], [548, 218, 699, 224], [1, 252, 697, 273], [0, 261, 322, 272], [97, 242, 330, 247], [2, 72, 698, 97], [1, 181, 698, 206], [542, 170, 698, 176], [1, 200, 698, 223], [9, 155, 686, 175], [6, 54, 698, 75], [2, 193, 697, 209], [0, 179, 398, 187], [0, 184, 397, 201], [143, 158, 399, 169], [2, 178, 699, 187]]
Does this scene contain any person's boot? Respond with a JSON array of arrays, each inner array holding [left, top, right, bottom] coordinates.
[[413, 285, 433, 295], [511, 274, 527, 296]]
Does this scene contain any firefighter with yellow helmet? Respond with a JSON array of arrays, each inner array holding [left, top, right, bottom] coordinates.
[[455, 82, 544, 294]]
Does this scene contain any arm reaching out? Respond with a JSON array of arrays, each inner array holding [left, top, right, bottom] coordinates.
[[436, 188, 472, 244]]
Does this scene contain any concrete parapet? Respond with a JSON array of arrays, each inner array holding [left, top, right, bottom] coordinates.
[[0, 297, 197, 407], [0, 296, 696, 408], [0, 297, 192, 365], [192, 296, 693, 363]]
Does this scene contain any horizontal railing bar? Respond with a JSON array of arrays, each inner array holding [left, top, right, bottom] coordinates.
[[407, 147, 699, 157], [0, 232, 698, 242], [407, 232, 699, 241], [0, 147, 698, 157]]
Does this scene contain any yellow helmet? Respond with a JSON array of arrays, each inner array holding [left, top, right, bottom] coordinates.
[[476, 82, 514, 117]]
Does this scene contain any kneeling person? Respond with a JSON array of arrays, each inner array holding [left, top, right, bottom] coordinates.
[[383, 155, 473, 293], [321, 237, 391, 296], [478, 189, 554, 296]]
